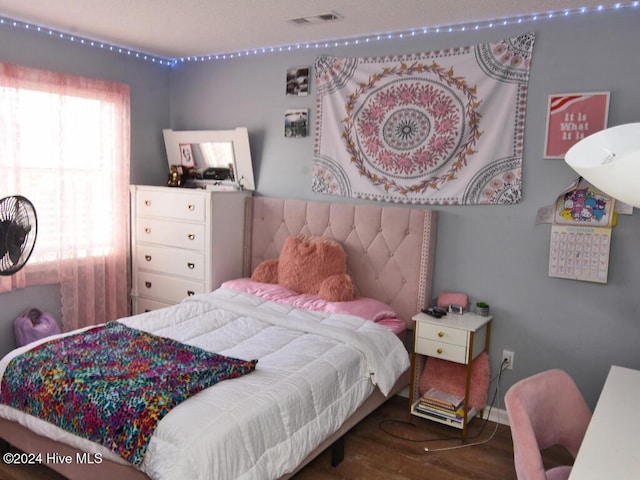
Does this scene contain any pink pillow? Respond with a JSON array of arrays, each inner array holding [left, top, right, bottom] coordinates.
[[222, 278, 406, 339]]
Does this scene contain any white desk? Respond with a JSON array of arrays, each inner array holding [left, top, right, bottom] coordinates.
[[569, 365, 640, 480]]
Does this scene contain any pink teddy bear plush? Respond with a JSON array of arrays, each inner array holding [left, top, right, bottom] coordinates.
[[251, 235, 354, 302]]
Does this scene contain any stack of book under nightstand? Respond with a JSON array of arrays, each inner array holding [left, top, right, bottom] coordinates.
[[413, 387, 466, 426]]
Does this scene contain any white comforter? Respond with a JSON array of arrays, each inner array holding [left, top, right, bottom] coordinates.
[[0, 287, 410, 480]]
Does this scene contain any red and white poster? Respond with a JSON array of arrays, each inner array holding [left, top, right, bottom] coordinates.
[[543, 92, 610, 159]]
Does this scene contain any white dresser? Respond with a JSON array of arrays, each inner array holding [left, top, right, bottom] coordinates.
[[130, 185, 251, 314]]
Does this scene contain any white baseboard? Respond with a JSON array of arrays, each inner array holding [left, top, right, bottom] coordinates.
[[397, 385, 410, 398], [483, 406, 510, 426]]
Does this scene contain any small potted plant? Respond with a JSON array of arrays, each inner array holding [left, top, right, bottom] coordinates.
[[476, 301, 490, 316]]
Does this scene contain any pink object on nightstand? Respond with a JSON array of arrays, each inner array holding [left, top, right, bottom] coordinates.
[[14, 308, 61, 347], [436, 292, 469, 310]]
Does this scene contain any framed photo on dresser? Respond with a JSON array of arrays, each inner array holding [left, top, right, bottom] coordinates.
[[179, 142, 195, 168]]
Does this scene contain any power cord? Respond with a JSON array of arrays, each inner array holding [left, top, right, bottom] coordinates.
[[378, 358, 509, 451]]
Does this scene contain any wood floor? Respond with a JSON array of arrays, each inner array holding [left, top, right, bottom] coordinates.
[[293, 395, 572, 480], [0, 395, 572, 480]]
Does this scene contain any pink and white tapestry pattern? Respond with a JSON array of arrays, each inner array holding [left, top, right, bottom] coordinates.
[[313, 33, 535, 205]]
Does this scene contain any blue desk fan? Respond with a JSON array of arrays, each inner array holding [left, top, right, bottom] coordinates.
[[0, 195, 37, 275]]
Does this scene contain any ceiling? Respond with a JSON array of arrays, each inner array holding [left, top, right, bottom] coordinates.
[[0, 0, 626, 59]]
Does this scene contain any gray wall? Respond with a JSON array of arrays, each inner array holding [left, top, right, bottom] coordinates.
[[168, 8, 640, 408], [0, 8, 638, 410], [0, 24, 171, 356]]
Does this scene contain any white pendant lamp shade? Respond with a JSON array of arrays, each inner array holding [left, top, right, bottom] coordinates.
[[564, 123, 640, 208]]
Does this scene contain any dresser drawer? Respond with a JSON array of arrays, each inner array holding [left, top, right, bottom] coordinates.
[[136, 189, 205, 221], [135, 244, 205, 280], [415, 337, 467, 363], [136, 218, 206, 251], [416, 322, 468, 347], [136, 271, 206, 304], [133, 297, 172, 315]]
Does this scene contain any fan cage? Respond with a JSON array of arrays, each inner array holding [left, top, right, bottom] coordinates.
[[0, 195, 38, 276]]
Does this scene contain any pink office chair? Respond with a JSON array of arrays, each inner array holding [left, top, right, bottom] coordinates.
[[505, 369, 592, 480]]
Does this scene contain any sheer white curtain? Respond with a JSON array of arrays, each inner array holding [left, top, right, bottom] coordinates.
[[0, 62, 131, 331]]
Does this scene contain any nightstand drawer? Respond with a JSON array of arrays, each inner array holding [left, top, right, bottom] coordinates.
[[416, 322, 468, 347], [415, 338, 467, 363], [135, 244, 205, 280], [136, 218, 206, 251], [136, 190, 205, 221], [136, 271, 205, 304]]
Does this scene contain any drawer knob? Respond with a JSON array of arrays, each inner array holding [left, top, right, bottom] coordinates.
[[145, 281, 152, 288], [437, 347, 443, 354], [144, 228, 151, 234], [188, 234, 195, 240], [144, 200, 151, 206], [187, 262, 195, 269], [145, 255, 152, 262], [144, 309, 151, 313], [187, 290, 195, 296], [438, 331, 444, 338], [188, 204, 195, 211]]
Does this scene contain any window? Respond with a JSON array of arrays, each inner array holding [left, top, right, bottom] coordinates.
[[0, 63, 131, 331], [3, 89, 117, 261]]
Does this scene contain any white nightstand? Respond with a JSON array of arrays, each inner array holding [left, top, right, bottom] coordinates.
[[409, 311, 492, 438]]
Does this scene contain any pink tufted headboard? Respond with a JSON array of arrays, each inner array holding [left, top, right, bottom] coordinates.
[[244, 197, 437, 328]]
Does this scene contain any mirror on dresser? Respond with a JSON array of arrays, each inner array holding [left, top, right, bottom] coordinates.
[[163, 127, 255, 191]]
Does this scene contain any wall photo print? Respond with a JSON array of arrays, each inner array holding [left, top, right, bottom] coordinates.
[[286, 66, 310, 96], [284, 109, 308, 138], [544, 92, 610, 158]]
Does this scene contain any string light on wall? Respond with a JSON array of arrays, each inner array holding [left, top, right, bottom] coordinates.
[[175, 2, 637, 63], [0, 17, 176, 66], [1, 1, 638, 67]]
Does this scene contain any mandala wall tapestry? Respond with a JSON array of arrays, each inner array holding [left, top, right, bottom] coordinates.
[[313, 33, 536, 205]]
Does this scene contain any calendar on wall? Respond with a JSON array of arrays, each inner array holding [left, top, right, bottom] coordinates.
[[549, 225, 611, 283], [547, 178, 616, 284]]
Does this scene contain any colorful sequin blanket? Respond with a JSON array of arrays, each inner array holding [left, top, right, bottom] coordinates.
[[0, 321, 257, 465]]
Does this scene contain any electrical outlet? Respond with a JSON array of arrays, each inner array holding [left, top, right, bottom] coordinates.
[[502, 350, 514, 370]]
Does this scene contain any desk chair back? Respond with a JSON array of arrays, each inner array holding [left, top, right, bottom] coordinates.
[[505, 369, 592, 480]]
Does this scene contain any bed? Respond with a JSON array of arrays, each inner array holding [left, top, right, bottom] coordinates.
[[0, 196, 437, 480]]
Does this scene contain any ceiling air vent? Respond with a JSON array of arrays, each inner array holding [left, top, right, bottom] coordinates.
[[288, 11, 343, 26], [289, 17, 311, 25]]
